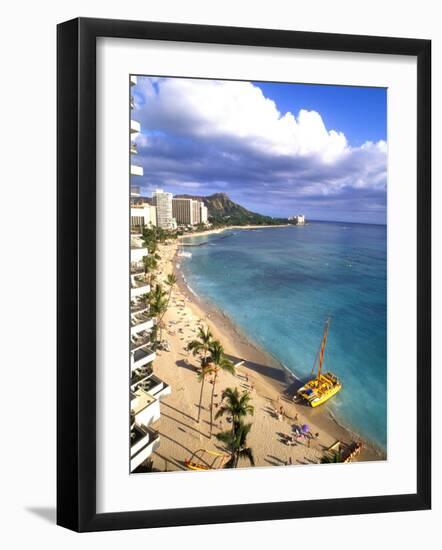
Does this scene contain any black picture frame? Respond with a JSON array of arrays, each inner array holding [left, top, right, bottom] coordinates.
[[57, 17, 431, 532]]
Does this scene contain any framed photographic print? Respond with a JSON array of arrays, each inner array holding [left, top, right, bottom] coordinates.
[[57, 18, 431, 532]]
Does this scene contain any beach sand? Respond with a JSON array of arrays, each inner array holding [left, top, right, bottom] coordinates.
[[149, 238, 385, 473]]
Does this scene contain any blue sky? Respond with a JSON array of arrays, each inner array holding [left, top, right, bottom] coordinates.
[[254, 82, 386, 147], [131, 77, 387, 224]]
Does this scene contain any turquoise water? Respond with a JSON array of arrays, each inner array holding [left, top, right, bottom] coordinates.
[[180, 222, 387, 450]]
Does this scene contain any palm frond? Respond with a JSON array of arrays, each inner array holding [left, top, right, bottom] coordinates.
[[239, 447, 255, 467], [224, 456, 236, 469], [214, 405, 229, 420], [216, 429, 235, 446], [166, 273, 177, 286]]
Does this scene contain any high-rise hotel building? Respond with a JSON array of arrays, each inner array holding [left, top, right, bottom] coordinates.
[[130, 77, 143, 190], [172, 197, 209, 226], [131, 202, 157, 229], [200, 203, 208, 224], [129, 77, 170, 472], [152, 189, 176, 230]]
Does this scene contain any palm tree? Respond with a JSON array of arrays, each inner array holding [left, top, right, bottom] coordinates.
[[142, 255, 157, 284], [195, 363, 213, 424], [207, 341, 235, 437], [215, 387, 254, 434], [149, 284, 168, 345], [187, 326, 214, 422], [187, 326, 214, 367], [140, 292, 150, 309], [158, 272, 177, 328], [165, 273, 177, 304], [216, 420, 255, 468]]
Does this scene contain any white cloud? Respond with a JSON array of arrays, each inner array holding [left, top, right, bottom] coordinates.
[[132, 77, 387, 222], [137, 78, 357, 163]]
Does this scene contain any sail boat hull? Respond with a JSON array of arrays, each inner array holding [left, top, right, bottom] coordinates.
[[297, 372, 342, 407]]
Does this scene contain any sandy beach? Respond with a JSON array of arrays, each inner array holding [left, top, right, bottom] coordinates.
[[149, 235, 386, 472]]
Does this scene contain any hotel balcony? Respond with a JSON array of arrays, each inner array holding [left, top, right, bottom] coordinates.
[[137, 373, 171, 400], [130, 141, 137, 154], [131, 330, 152, 352], [131, 364, 154, 390], [131, 345, 156, 371], [131, 298, 149, 315], [131, 274, 150, 299], [130, 75, 137, 86], [130, 261, 145, 275], [131, 234, 144, 246], [131, 164, 144, 177], [130, 245, 148, 263], [131, 312, 155, 336], [131, 388, 160, 426], [130, 425, 160, 472], [130, 119, 141, 134]]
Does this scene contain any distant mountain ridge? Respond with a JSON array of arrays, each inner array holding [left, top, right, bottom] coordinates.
[[175, 192, 287, 226]]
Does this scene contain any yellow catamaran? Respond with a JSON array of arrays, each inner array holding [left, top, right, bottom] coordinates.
[[297, 319, 342, 407]]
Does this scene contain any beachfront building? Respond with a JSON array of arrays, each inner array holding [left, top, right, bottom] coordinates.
[[130, 76, 143, 197], [129, 84, 171, 471], [172, 198, 194, 225], [131, 203, 157, 229], [192, 200, 201, 225], [130, 232, 172, 471], [172, 197, 208, 226], [289, 214, 306, 225], [200, 203, 208, 224], [130, 232, 156, 471], [152, 189, 176, 230]]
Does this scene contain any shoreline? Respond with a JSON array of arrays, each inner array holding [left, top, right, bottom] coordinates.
[[151, 240, 386, 472], [177, 258, 386, 460], [178, 223, 290, 240]]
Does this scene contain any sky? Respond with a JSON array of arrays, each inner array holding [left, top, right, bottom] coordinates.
[[131, 76, 387, 224]]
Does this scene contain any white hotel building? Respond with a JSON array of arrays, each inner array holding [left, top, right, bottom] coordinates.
[[152, 189, 176, 230], [291, 214, 305, 225], [172, 197, 208, 226], [131, 202, 157, 229], [129, 76, 170, 472]]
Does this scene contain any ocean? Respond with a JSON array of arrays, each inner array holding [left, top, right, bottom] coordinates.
[[180, 222, 387, 450]]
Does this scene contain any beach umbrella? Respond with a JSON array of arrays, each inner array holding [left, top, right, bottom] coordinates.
[[301, 424, 310, 433]]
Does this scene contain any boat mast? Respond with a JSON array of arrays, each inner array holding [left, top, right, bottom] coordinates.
[[317, 319, 330, 380]]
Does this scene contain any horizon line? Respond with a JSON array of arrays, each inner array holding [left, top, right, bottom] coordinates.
[[134, 189, 386, 226]]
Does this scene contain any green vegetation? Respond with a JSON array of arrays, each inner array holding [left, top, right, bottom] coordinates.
[[215, 387, 255, 468], [164, 272, 177, 314], [215, 387, 254, 433], [148, 283, 168, 345], [216, 419, 255, 469], [141, 225, 178, 253], [187, 326, 215, 422], [142, 255, 157, 284], [206, 341, 235, 437], [216, 421, 255, 469]]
